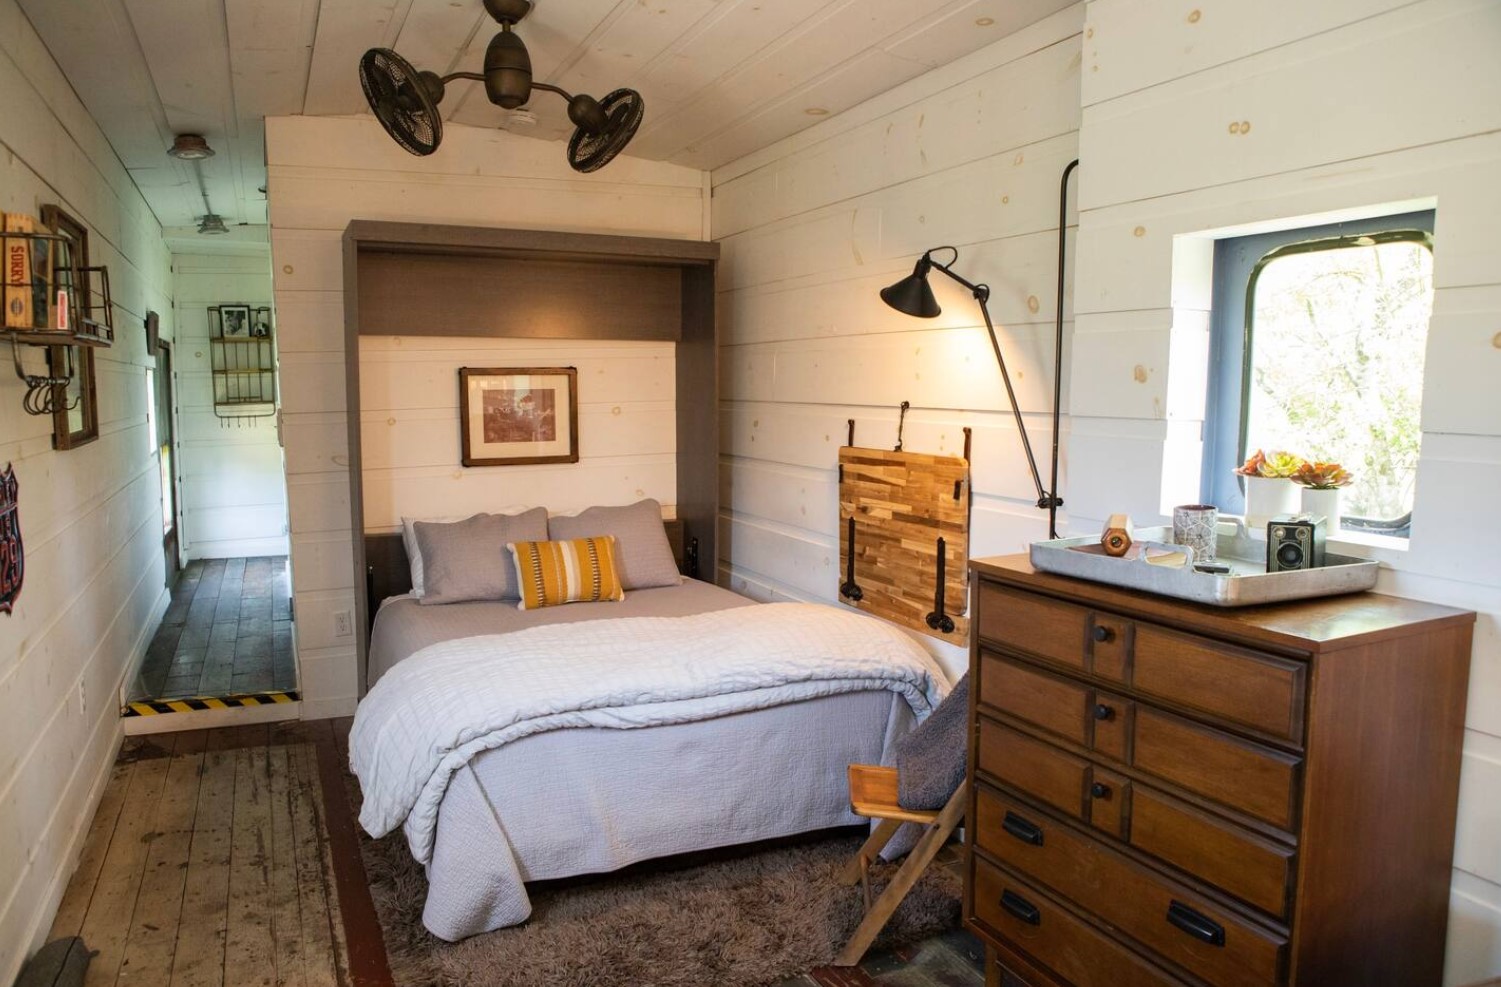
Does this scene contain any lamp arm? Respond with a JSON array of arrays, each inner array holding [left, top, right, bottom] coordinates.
[[969, 292, 1051, 510]]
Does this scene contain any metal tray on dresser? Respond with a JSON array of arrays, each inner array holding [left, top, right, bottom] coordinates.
[[1028, 523, 1378, 607]]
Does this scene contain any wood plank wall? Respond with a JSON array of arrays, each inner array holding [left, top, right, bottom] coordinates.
[[170, 249, 288, 559], [0, 0, 176, 980], [710, 7, 1085, 680], [265, 115, 707, 718], [1067, 1, 1501, 981]]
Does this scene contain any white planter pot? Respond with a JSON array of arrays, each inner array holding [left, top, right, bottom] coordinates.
[[1244, 475, 1299, 533], [1300, 487, 1342, 534]]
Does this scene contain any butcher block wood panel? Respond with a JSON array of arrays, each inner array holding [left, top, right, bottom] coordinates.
[[966, 554, 1475, 987], [838, 446, 971, 645]]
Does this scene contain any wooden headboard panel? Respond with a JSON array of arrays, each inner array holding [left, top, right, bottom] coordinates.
[[366, 518, 687, 624]]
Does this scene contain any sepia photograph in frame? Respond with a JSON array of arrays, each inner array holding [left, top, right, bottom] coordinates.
[[459, 366, 579, 467], [220, 303, 251, 337]]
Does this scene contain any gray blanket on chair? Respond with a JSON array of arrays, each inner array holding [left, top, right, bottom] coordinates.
[[894, 673, 969, 810]]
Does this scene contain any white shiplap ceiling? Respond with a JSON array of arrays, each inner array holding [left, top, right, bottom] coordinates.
[[17, 0, 1074, 231]]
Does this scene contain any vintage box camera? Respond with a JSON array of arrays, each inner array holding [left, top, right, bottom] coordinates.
[[1266, 513, 1327, 572]]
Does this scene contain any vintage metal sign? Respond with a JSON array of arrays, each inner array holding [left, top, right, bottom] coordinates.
[[0, 463, 21, 614]]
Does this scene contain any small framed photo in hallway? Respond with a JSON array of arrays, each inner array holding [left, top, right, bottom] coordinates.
[[219, 304, 251, 337], [459, 367, 578, 467]]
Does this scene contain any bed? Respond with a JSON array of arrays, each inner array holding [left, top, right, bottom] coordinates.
[[353, 510, 946, 941]]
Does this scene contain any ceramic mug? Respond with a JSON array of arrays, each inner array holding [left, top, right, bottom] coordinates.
[[1173, 504, 1218, 563]]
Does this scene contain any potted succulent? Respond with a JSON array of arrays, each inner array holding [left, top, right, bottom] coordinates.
[[1236, 449, 1305, 531], [1291, 461, 1353, 534]]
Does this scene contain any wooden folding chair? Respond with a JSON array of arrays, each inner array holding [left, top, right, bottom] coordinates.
[[832, 763, 967, 967]]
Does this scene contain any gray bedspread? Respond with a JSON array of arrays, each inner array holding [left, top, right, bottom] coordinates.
[[365, 581, 925, 940]]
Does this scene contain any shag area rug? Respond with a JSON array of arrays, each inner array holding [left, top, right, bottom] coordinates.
[[355, 815, 962, 987]]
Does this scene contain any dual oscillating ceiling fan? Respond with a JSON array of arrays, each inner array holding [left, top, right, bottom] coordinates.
[[358, 0, 644, 172]]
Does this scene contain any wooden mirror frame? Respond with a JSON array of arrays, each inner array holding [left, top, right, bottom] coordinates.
[[41, 204, 99, 450]]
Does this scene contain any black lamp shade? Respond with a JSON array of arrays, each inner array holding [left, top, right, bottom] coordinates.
[[879, 259, 941, 318]]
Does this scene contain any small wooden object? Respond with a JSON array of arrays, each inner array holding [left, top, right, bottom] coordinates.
[[838, 445, 971, 644], [835, 764, 967, 967], [1100, 513, 1133, 556]]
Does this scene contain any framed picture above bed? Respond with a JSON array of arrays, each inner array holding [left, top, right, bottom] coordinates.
[[459, 366, 579, 467]]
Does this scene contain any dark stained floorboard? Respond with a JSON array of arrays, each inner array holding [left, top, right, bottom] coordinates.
[[130, 556, 295, 701]]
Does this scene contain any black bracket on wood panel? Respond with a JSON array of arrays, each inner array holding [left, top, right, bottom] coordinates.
[[839, 516, 863, 602], [894, 401, 910, 452], [839, 418, 856, 483], [925, 536, 955, 634], [685, 537, 699, 580]]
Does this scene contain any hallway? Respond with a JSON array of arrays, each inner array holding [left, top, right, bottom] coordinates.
[[131, 558, 294, 701]]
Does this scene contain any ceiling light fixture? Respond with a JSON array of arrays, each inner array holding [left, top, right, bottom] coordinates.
[[168, 134, 215, 160], [878, 160, 1079, 539], [358, 0, 644, 172], [197, 213, 229, 235]]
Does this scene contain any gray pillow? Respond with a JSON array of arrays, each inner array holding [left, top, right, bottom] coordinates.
[[415, 509, 548, 605], [548, 499, 681, 590]]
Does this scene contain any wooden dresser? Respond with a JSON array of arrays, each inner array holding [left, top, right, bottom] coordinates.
[[965, 555, 1474, 987]]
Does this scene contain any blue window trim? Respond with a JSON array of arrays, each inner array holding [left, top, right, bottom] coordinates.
[[1201, 209, 1435, 534]]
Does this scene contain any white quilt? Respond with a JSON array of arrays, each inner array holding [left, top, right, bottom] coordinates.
[[350, 602, 947, 864]]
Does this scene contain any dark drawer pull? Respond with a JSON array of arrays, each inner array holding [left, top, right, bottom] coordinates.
[[1001, 889, 1041, 926], [1092, 624, 1114, 643], [1090, 782, 1110, 799], [1093, 702, 1115, 721], [1001, 811, 1044, 846], [1166, 900, 1226, 947]]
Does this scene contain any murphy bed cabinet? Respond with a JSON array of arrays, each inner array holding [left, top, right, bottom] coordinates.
[[965, 555, 1474, 987]]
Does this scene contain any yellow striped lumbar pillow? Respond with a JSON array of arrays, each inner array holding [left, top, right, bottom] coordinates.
[[508, 536, 626, 610]]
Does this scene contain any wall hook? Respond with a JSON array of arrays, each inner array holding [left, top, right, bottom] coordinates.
[[840, 516, 863, 602], [925, 536, 956, 634], [894, 401, 910, 452]]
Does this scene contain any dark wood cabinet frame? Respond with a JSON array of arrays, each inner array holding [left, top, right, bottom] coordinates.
[[342, 221, 720, 690]]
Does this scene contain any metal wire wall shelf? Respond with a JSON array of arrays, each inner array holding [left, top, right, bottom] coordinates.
[[4, 227, 114, 416], [208, 305, 276, 423]]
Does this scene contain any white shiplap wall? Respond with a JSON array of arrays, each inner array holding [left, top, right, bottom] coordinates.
[[711, 7, 1086, 680], [0, 0, 175, 980], [171, 249, 288, 559], [360, 337, 677, 529], [1069, 0, 1501, 980], [265, 115, 706, 719]]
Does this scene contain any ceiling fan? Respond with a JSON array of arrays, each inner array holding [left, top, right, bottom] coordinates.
[[358, 0, 644, 173]]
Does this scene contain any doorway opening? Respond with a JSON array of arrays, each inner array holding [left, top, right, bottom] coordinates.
[[126, 237, 295, 711]]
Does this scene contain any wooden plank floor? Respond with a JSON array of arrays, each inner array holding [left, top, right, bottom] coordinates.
[[51, 719, 980, 987], [50, 727, 350, 987], [130, 558, 295, 702]]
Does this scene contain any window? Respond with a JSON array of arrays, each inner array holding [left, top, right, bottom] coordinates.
[[1201, 211, 1435, 537]]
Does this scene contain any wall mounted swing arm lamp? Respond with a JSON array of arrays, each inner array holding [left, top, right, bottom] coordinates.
[[878, 159, 1077, 540]]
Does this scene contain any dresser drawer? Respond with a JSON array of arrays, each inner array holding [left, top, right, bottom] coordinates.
[[974, 787, 1287, 987], [978, 582, 1088, 671], [1132, 625, 1306, 745], [972, 857, 1185, 987], [1132, 787, 1295, 919], [1134, 708, 1301, 831], [979, 651, 1090, 746]]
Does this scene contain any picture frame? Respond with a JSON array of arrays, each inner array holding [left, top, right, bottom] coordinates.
[[220, 304, 251, 338], [459, 367, 579, 467]]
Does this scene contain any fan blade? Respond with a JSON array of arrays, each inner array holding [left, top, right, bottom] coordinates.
[[566, 88, 643, 173], [358, 48, 443, 157]]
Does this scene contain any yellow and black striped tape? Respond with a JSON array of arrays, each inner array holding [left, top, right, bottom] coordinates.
[[122, 690, 300, 717]]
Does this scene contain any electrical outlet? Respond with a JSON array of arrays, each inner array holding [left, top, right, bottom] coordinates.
[[333, 610, 353, 638]]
